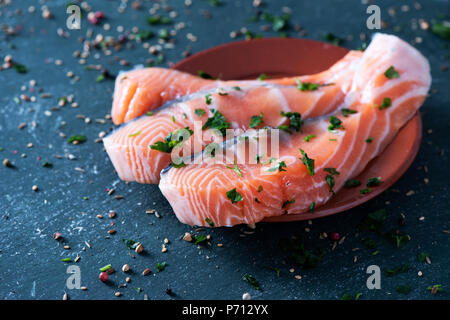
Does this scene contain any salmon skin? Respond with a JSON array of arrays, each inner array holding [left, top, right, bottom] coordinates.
[[158, 33, 431, 227], [111, 53, 358, 124], [104, 51, 361, 183]]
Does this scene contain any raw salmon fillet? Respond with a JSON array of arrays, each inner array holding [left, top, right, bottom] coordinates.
[[111, 53, 358, 124], [104, 51, 362, 183], [159, 33, 431, 227]]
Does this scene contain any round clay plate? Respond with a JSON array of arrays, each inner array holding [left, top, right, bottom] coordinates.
[[173, 38, 422, 222]]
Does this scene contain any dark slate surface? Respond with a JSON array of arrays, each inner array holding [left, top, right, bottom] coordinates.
[[0, 0, 448, 300]]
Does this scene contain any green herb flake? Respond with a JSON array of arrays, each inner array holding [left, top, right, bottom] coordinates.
[[427, 284, 444, 294], [303, 134, 316, 142], [296, 79, 319, 91], [42, 161, 53, 168], [134, 30, 154, 41], [366, 137, 374, 143], [122, 238, 140, 250], [299, 148, 315, 176], [367, 177, 381, 187], [67, 135, 87, 144], [232, 86, 241, 91], [249, 112, 264, 128], [156, 262, 167, 273], [267, 160, 287, 172], [61, 258, 72, 262], [150, 127, 193, 153], [359, 209, 387, 233], [431, 21, 450, 40], [345, 179, 361, 188], [13, 63, 28, 74], [146, 111, 153, 116], [418, 252, 430, 263], [202, 109, 230, 136], [282, 199, 295, 209], [96, 74, 105, 83], [242, 273, 261, 291], [226, 188, 243, 204], [226, 160, 243, 177], [384, 66, 400, 79], [128, 130, 142, 137], [341, 108, 357, 117], [328, 116, 343, 131], [279, 111, 303, 133], [257, 185, 263, 192], [205, 218, 215, 227], [378, 97, 392, 110], [192, 234, 207, 245], [309, 202, 315, 213], [205, 94, 212, 105], [195, 109, 206, 116], [99, 264, 112, 272], [360, 188, 371, 194], [257, 73, 267, 81], [324, 32, 343, 46], [197, 70, 216, 80], [147, 15, 172, 25], [385, 264, 409, 277]]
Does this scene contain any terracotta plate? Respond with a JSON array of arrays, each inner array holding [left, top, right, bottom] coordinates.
[[173, 38, 422, 222]]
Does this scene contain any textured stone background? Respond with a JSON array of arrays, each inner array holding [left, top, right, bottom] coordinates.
[[0, 0, 448, 300]]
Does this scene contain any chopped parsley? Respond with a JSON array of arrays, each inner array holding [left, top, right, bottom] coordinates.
[[299, 148, 315, 176], [279, 111, 303, 133], [205, 218, 215, 227], [296, 79, 318, 91], [67, 135, 87, 144], [257, 185, 263, 192], [324, 168, 340, 194], [202, 109, 230, 136], [324, 32, 343, 46], [328, 116, 343, 131], [197, 70, 216, 79], [42, 161, 53, 168], [385, 264, 409, 277], [418, 252, 430, 263], [367, 177, 381, 187], [150, 127, 193, 153], [303, 134, 316, 142], [282, 199, 295, 209], [431, 21, 450, 39], [249, 112, 264, 128], [309, 202, 315, 213], [128, 131, 141, 137], [13, 63, 28, 74], [257, 73, 267, 81], [341, 108, 357, 117], [384, 66, 400, 79], [366, 137, 374, 143], [232, 86, 241, 91], [358, 209, 386, 233], [61, 258, 72, 262], [134, 30, 154, 41], [242, 273, 261, 291], [147, 15, 172, 25], [226, 160, 243, 177], [122, 239, 140, 250], [146, 111, 153, 116], [378, 97, 392, 110], [360, 188, 371, 194], [267, 160, 287, 172], [192, 234, 208, 245], [99, 264, 112, 272], [345, 179, 361, 188], [156, 262, 168, 273], [205, 94, 212, 105], [226, 188, 243, 204], [195, 109, 206, 116]]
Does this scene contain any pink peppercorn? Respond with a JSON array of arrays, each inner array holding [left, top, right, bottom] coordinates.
[[94, 11, 104, 19], [330, 232, 340, 241], [99, 272, 108, 283]]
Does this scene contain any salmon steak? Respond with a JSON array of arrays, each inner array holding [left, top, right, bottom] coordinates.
[[104, 51, 362, 183], [158, 33, 431, 227], [111, 52, 360, 124]]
